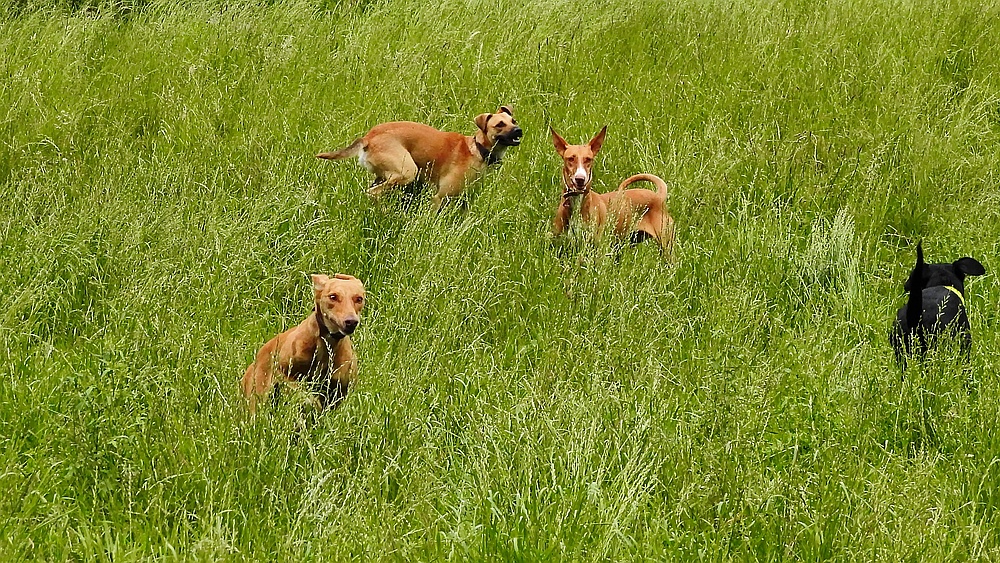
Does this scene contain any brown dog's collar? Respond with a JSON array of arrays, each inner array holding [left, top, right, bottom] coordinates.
[[475, 140, 502, 166]]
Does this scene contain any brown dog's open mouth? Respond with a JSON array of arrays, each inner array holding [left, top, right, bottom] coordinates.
[[501, 131, 523, 146]]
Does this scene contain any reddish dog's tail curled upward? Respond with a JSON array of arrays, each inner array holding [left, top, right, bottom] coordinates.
[[617, 173, 669, 199]]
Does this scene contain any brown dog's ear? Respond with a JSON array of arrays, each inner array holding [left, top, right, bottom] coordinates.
[[498, 105, 513, 115], [311, 274, 331, 292], [550, 126, 568, 156], [589, 125, 608, 154], [475, 113, 491, 132], [333, 273, 356, 281]]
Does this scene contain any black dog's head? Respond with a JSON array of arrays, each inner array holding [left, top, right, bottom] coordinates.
[[904, 242, 985, 294]]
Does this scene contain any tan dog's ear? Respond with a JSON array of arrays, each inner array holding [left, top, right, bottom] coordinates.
[[550, 126, 568, 156], [311, 274, 330, 292], [589, 125, 608, 154], [475, 113, 491, 132], [333, 273, 356, 281], [498, 105, 513, 115]]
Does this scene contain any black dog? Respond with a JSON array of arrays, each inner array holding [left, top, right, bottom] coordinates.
[[890, 242, 985, 369]]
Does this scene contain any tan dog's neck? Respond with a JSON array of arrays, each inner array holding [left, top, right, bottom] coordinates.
[[472, 134, 508, 166], [313, 308, 345, 342]]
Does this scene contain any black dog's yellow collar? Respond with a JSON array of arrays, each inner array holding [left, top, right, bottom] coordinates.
[[944, 285, 965, 306]]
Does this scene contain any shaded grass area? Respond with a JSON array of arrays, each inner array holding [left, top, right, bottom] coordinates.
[[2, 0, 1000, 559]]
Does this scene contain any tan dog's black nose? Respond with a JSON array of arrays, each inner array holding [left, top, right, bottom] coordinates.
[[343, 318, 359, 334]]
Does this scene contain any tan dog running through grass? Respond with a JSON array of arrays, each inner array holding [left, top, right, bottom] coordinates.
[[550, 126, 675, 256], [317, 106, 523, 210], [242, 274, 365, 414]]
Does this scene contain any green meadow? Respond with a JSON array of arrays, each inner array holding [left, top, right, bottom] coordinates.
[[2, 0, 1000, 559]]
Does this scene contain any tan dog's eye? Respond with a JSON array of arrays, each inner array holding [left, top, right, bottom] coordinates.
[[329, 293, 340, 302], [354, 296, 364, 304], [583, 158, 593, 164]]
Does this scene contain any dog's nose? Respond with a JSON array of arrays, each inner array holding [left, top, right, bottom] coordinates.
[[343, 318, 359, 334], [573, 176, 586, 187], [512, 127, 523, 137]]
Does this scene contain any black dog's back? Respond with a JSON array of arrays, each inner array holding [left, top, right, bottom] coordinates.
[[890, 242, 985, 369]]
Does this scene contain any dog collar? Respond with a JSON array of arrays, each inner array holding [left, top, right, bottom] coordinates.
[[944, 285, 965, 306], [475, 140, 502, 166]]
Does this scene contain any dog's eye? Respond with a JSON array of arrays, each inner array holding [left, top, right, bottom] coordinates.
[[329, 293, 340, 302], [354, 296, 364, 304], [583, 158, 593, 164]]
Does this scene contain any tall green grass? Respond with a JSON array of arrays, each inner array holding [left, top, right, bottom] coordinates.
[[2, 0, 999, 559]]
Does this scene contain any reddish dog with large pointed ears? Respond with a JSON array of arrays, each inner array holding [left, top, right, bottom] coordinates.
[[242, 274, 365, 414], [550, 126, 675, 256], [317, 106, 522, 210]]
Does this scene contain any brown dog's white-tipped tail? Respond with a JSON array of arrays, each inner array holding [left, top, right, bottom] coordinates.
[[316, 138, 363, 160], [617, 173, 669, 199]]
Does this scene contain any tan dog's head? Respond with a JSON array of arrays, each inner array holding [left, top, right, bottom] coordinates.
[[551, 125, 607, 195], [312, 273, 365, 336], [474, 105, 523, 148]]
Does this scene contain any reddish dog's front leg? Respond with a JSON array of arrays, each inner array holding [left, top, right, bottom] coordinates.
[[553, 197, 573, 236]]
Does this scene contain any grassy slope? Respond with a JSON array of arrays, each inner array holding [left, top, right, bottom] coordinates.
[[2, 0, 1000, 559]]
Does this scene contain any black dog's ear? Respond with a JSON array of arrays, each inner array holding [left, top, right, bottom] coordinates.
[[954, 257, 986, 277], [498, 105, 513, 115]]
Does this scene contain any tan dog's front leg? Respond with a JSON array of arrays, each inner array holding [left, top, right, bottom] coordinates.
[[553, 197, 573, 236], [320, 339, 357, 410], [431, 172, 468, 211]]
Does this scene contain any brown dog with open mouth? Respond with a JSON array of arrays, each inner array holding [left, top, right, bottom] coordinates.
[[550, 126, 675, 256], [317, 106, 523, 210], [242, 274, 365, 414]]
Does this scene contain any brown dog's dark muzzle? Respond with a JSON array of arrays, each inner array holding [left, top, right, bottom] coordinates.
[[500, 128, 523, 146]]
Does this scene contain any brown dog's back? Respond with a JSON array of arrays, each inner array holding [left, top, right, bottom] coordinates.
[[362, 122, 469, 171]]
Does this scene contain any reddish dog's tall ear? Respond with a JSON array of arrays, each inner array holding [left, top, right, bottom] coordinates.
[[475, 113, 491, 132], [589, 125, 608, 154], [498, 105, 513, 115], [550, 126, 568, 156]]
